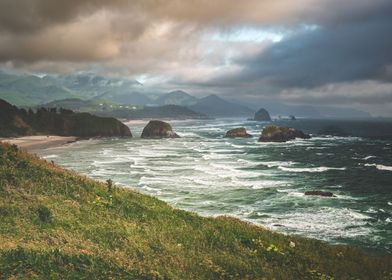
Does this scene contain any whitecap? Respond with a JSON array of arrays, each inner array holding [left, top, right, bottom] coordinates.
[[278, 166, 346, 173], [363, 155, 376, 160], [259, 161, 297, 168], [42, 154, 58, 159], [364, 163, 392, 171]]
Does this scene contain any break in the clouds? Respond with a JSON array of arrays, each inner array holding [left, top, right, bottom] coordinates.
[[1, 0, 392, 115]]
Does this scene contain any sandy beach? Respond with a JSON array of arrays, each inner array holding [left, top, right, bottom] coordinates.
[[0, 135, 79, 152]]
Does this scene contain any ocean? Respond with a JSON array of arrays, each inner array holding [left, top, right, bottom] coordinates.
[[38, 118, 392, 253]]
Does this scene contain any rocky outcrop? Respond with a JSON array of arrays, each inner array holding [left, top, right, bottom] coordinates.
[[253, 108, 271, 121], [259, 125, 310, 142], [0, 99, 132, 138], [225, 127, 252, 138], [141, 120, 179, 139], [305, 191, 335, 197]]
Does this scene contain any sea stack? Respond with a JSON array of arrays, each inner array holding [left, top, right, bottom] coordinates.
[[141, 120, 180, 139], [259, 125, 310, 142], [253, 108, 271, 121], [225, 127, 252, 138]]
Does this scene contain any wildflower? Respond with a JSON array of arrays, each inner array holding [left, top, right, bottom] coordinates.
[[289, 241, 296, 248]]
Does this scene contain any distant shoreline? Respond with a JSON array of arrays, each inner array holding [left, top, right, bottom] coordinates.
[[0, 135, 79, 152]]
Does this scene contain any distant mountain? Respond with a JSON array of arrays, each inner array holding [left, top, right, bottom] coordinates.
[[41, 98, 126, 113], [0, 71, 146, 106], [189, 94, 254, 117], [97, 105, 207, 120], [42, 98, 206, 120], [0, 72, 77, 106], [237, 100, 371, 119], [155, 90, 198, 106], [59, 73, 142, 99], [95, 91, 152, 106]]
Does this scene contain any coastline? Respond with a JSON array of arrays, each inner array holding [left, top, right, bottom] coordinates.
[[0, 135, 79, 152], [0, 141, 391, 279]]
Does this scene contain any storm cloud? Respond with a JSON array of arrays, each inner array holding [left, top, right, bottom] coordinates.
[[1, 0, 392, 115]]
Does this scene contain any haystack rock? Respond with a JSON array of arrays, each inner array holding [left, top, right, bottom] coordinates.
[[225, 127, 252, 138], [141, 120, 179, 139], [259, 125, 310, 142], [253, 108, 271, 121]]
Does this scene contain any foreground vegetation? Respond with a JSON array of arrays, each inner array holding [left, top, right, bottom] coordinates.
[[0, 143, 391, 279]]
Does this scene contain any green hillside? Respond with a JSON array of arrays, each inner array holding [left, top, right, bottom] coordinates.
[[0, 143, 391, 279], [0, 73, 78, 107], [0, 99, 131, 138]]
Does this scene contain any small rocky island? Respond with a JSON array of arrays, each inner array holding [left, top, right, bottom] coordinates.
[[225, 127, 252, 138], [141, 120, 180, 139], [259, 125, 310, 142], [252, 108, 271, 121], [305, 191, 336, 197]]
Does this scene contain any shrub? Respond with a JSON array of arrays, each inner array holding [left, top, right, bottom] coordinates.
[[37, 205, 52, 223]]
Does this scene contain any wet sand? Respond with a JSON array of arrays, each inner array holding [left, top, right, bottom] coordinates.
[[0, 135, 79, 152]]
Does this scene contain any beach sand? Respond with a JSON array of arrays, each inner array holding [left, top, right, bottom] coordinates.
[[0, 135, 79, 152]]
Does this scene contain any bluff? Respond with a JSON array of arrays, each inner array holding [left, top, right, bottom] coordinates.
[[0, 99, 131, 137]]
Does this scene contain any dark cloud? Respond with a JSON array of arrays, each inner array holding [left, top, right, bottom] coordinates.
[[1, 0, 392, 115], [0, 0, 127, 33], [232, 11, 392, 88]]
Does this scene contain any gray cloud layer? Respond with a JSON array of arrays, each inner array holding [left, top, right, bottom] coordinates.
[[1, 0, 392, 114]]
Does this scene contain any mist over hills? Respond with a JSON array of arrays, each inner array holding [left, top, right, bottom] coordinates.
[[156, 90, 198, 106], [0, 71, 372, 119]]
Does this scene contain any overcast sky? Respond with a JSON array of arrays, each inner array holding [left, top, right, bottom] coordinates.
[[1, 0, 392, 116]]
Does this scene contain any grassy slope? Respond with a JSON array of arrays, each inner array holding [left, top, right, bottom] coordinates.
[[0, 143, 391, 280]]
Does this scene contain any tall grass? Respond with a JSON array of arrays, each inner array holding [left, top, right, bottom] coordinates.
[[0, 142, 391, 279]]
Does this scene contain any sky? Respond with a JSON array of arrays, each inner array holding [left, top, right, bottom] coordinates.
[[1, 0, 392, 116]]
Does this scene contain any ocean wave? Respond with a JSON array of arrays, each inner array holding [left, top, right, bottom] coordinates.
[[364, 163, 392, 171], [278, 166, 346, 173], [259, 207, 373, 240], [42, 154, 58, 159], [363, 155, 376, 160], [259, 161, 297, 168]]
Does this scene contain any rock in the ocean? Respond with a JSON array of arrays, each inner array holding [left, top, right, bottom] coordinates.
[[259, 125, 310, 142], [225, 127, 252, 138], [253, 108, 271, 121], [141, 120, 179, 139], [305, 191, 335, 197]]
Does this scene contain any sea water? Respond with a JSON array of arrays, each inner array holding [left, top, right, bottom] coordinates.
[[38, 118, 392, 252]]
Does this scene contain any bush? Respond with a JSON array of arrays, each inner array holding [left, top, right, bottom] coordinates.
[[37, 205, 52, 223]]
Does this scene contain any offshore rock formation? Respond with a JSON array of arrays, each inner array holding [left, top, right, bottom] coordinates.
[[253, 108, 271, 121], [141, 120, 179, 139], [224, 127, 252, 138], [305, 191, 336, 197], [259, 125, 310, 142]]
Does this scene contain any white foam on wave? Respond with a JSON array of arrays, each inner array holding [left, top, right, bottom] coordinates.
[[364, 163, 392, 171], [260, 207, 373, 240], [259, 161, 296, 168], [363, 155, 376, 160], [278, 166, 346, 173], [42, 154, 58, 159]]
